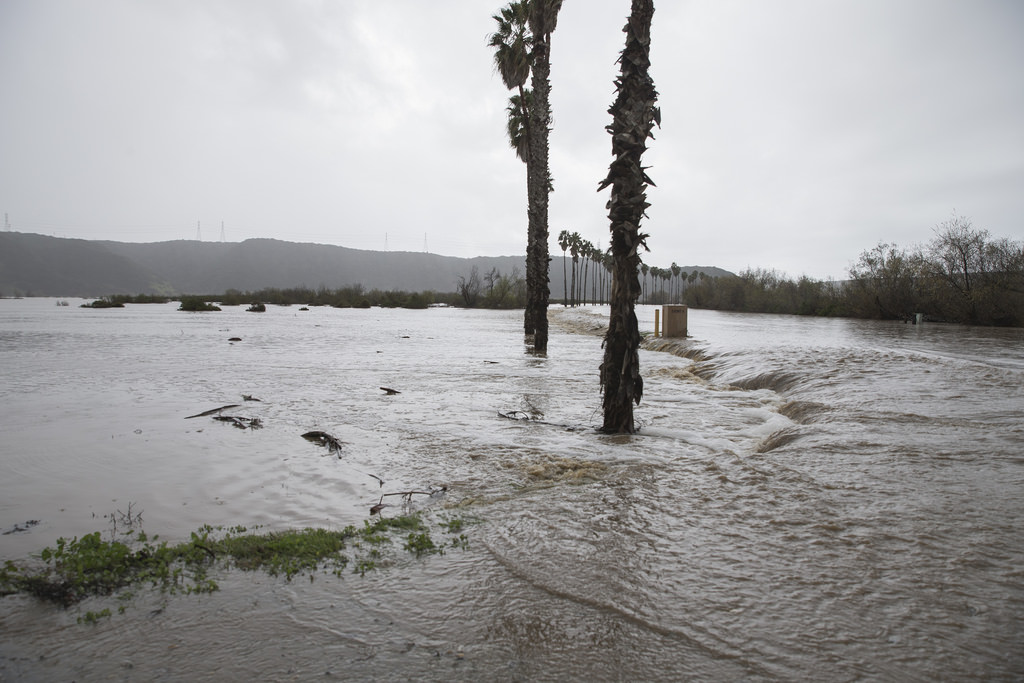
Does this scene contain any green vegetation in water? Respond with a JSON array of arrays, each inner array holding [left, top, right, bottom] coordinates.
[[80, 298, 125, 309], [80, 294, 172, 308], [178, 296, 221, 312], [0, 514, 471, 622]]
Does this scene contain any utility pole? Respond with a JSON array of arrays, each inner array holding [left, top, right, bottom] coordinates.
[[220, 221, 225, 242], [4, 213, 9, 231], [196, 221, 201, 241], [423, 233, 428, 253]]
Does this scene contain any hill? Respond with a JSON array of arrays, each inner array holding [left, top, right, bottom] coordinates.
[[0, 232, 732, 298]]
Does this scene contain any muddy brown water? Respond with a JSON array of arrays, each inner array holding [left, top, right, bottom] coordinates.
[[1, 299, 1022, 680]]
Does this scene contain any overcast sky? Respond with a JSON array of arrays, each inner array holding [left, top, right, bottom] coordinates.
[[1, 1, 1021, 279]]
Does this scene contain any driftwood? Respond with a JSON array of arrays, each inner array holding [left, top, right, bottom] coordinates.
[[241, 394, 262, 402], [214, 415, 263, 430], [302, 430, 343, 453], [185, 404, 240, 419], [369, 486, 448, 515], [497, 411, 586, 432], [2, 520, 40, 535], [380, 387, 401, 395], [498, 410, 533, 421]]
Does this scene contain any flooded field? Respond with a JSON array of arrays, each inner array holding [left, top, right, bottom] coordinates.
[[2, 299, 1022, 680]]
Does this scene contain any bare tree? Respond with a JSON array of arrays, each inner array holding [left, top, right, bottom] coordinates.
[[457, 266, 483, 307]]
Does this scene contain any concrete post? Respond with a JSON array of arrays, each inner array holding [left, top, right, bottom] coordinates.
[[662, 305, 687, 338]]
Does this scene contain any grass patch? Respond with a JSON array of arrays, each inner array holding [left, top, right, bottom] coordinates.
[[0, 514, 474, 620]]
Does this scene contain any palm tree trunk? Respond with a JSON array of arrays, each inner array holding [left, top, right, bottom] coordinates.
[[562, 252, 568, 305], [570, 255, 578, 307], [582, 255, 589, 306], [599, 0, 658, 434], [527, 35, 552, 352], [524, 153, 537, 337]]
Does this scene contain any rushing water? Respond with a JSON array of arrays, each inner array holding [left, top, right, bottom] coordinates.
[[1, 298, 1022, 681]]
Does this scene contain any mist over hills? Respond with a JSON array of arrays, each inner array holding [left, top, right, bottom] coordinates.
[[0, 232, 732, 298]]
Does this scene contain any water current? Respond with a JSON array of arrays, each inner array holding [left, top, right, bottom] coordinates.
[[1, 298, 1022, 681]]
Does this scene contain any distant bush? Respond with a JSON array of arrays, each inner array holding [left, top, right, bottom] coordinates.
[[179, 296, 221, 312], [80, 298, 125, 309]]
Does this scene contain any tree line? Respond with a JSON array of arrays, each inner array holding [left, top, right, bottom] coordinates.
[[650, 215, 1024, 327]]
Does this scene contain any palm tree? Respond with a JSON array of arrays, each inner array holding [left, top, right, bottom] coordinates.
[[525, 0, 562, 351], [558, 229, 570, 305], [580, 239, 594, 306], [489, 1, 561, 352], [568, 231, 581, 307], [641, 262, 649, 303], [602, 250, 613, 304], [591, 246, 603, 304], [598, 0, 659, 434]]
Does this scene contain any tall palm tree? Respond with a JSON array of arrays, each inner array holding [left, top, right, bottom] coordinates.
[[580, 239, 593, 306], [525, 0, 562, 351], [558, 229, 570, 305], [602, 250, 613, 304], [490, 0, 561, 352], [568, 231, 581, 307], [598, 0, 659, 434]]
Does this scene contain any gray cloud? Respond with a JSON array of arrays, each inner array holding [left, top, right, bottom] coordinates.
[[1, 0, 1021, 279]]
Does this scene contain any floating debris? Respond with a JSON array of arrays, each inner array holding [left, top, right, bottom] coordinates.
[[228, 337, 242, 342], [185, 404, 240, 419], [2, 520, 40, 535], [241, 394, 262, 402], [302, 430, 343, 453], [498, 410, 532, 421], [380, 387, 401, 395], [213, 415, 263, 430], [370, 486, 447, 515]]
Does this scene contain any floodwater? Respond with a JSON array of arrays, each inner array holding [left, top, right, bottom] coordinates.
[[1, 298, 1022, 681]]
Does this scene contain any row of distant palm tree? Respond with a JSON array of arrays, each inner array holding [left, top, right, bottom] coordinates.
[[557, 228, 707, 307], [640, 263, 709, 304], [558, 229, 608, 306]]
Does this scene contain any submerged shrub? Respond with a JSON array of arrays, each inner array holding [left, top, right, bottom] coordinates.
[[179, 296, 221, 312]]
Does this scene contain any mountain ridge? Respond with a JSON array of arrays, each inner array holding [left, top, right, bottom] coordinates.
[[0, 232, 733, 298]]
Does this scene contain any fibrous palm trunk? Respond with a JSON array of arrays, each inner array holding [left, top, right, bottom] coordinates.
[[599, 0, 658, 434], [526, 33, 552, 352]]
